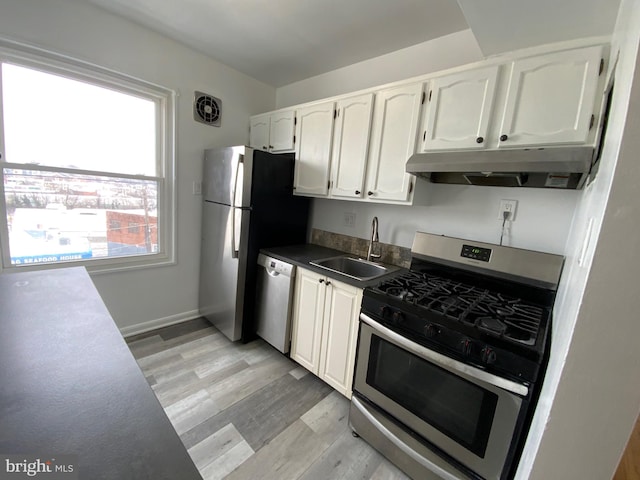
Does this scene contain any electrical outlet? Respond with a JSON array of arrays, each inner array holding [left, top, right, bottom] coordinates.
[[343, 212, 356, 227], [193, 181, 202, 195], [498, 199, 517, 220]]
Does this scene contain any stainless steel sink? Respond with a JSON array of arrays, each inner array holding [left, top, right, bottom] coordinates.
[[309, 255, 400, 281]]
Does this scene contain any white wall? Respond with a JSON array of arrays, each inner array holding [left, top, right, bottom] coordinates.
[[0, 0, 276, 334], [311, 185, 578, 254], [519, 0, 640, 478], [275, 29, 483, 108]]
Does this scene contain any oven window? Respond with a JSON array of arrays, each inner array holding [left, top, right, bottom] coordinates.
[[366, 335, 498, 457]]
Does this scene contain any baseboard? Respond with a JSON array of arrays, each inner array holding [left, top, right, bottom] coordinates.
[[119, 310, 202, 338]]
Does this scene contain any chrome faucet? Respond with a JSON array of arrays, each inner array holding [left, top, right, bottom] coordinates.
[[367, 216, 381, 262]]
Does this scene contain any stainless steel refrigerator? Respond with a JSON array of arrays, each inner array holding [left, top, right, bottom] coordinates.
[[198, 146, 309, 342]]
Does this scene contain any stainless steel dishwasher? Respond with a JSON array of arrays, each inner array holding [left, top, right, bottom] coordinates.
[[255, 253, 296, 354]]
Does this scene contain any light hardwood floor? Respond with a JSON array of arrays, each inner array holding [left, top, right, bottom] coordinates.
[[126, 318, 410, 480]]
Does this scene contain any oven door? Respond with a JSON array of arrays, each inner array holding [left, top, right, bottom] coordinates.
[[354, 313, 526, 480]]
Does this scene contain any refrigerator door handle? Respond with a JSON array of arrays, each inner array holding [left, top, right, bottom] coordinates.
[[233, 154, 244, 208], [230, 155, 244, 258], [231, 209, 242, 258]]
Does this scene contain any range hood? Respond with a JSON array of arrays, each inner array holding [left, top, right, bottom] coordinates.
[[406, 146, 595, 189]]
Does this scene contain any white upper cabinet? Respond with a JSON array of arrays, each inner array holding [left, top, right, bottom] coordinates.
[[497, 45, 604, 148], [293, 102, 335, 197], [270, 110, 297, 152], [420, 66, 500, 151], [365, 82, 424, 202], [249, 109, 296, 152], [249, 114, 270, 151], [330, 93, 374, 199], [251, 43, 607, 201]]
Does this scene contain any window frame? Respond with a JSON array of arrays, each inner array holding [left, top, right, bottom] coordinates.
[[0, 38, 177, 274]]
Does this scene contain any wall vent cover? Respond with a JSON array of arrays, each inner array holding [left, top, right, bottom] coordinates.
[[194, 91, 222, 126]]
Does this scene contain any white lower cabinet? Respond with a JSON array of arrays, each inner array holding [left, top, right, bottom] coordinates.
[[290, 267, 363, 398]]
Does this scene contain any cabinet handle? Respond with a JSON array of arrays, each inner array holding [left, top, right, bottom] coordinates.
[[319, 279, 325, 284], [423, 131, 426, 142], [476, 136, 484, 144], [368, 191, 374, 196], [355, 190, 361, 195], [499, 135, 508, 142], [325, 281, 332, 286]]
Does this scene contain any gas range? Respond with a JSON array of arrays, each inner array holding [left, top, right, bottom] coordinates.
[[362, 234, 564, 384], [351, 232, 565, 480]]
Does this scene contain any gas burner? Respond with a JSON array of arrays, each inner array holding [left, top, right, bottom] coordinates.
[[382, 286, 408, 298], [478, 317, 507, 334], [504, 326, 536, 344], [434, 295, 459, 312]]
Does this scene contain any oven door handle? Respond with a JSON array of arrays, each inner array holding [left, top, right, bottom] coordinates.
[[360, 313, 529, 397], [351, 396, 463, 480]]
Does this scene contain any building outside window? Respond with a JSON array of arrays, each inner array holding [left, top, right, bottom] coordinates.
[[0, 43, 175, 272]]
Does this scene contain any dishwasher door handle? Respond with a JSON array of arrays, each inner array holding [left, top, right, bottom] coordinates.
[[266, 268, 281, 277]]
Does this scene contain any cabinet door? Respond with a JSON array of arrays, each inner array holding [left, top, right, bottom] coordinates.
[[318, 280, 363, 399], [269, 110, 296, 152], [249, 114, 270, 151], [293, 102, 335, 196], [290, 268, 326, 374], [366, 82, 424, 202], [498, 45, 603, 148], [330, 93, 374, 199], [420, 66, 499, 151]]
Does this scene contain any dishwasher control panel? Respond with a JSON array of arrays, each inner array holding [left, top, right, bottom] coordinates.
[[258, 254, 294, 276]]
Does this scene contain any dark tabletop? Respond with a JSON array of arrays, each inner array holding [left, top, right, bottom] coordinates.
[[0, 267, 202, 480]]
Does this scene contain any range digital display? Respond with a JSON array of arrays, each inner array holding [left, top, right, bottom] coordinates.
[[461, 244, 492, 262]]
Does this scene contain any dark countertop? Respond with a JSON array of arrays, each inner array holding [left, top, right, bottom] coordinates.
[[0, 267, 202, 480], [260, 244, 406, 288]]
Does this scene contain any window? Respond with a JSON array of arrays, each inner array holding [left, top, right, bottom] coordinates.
[[0, 43, 175, 272]]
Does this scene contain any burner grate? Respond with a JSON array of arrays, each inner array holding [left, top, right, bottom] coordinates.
[[374, 270, 546, 345]]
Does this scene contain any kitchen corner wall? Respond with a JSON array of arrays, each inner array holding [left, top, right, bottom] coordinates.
[[0, 0, 276, 333], [276, 31, 579, 256]]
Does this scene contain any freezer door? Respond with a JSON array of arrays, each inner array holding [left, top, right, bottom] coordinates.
[[203, 146, 251, 207], [199, 201, 250, 341]]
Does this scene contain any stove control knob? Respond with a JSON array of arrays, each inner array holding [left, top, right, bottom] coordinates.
[[391, 311, 404, 325], [481, 347, 497, 365], [379, 305, 389, 317], [460, 339, 473, 356], [424, 324, 439, 338]]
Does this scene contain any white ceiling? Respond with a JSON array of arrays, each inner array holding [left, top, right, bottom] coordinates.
[[85, 0, 620, 87]]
